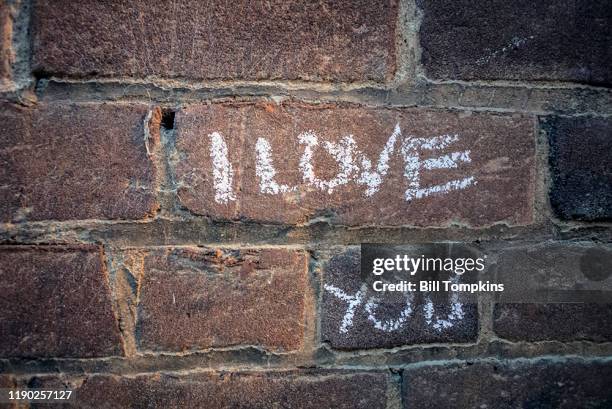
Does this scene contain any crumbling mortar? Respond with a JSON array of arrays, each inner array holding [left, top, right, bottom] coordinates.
[[152, 105, 184, 219], [0, 220, 580, 249], [102, 247, 139, 358], [5, 353, 612, 379], [32, 78, 612, 116], [2, 0, 33, 92], [388, 0, 419, 88], [385, 367, 403, 409], [533, 116, 552, 225]]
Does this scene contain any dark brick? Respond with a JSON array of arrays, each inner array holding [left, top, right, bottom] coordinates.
[[495, 304, 612, 342], [133, 247, 309, 352], [403, 359, 612, 409], [29, 370, 388, 409], [0, 0, 11, 86], [321, 248, 478, 349], [0, 245, 123, 358], [419, 0, 612, 85], [0, 103, 159, 222], [175, 102, 535, 227], [32, 0, 397, 82], [546, 116, 612, 221], [492, 243, 612, 342]]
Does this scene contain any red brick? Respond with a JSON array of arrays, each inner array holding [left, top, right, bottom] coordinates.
[[175, 102, 535, 226], [0, 0, 11, 86], [32, 0, 397, 82], [133, 247, 309, 352], [0, 245, 123, 358], [32, 371, 389, 409], [0, 103, 159, 222]]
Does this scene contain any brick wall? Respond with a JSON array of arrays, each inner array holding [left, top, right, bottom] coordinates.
[[0, 1, 611, 407]]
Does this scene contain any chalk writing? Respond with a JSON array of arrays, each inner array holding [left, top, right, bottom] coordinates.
[[255, 137, 297, 194], [476, 35, 536, 65], [365, 293, 414, 332], [423, 276, 465, 331], [209, 132, 236, 204], [401, 133, 474, 200], [324, 284, 367, 334], [324, 279, 466, 334], [210, 124, 476, 204]]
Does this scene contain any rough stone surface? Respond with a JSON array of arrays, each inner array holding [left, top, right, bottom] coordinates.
[[545, 116, 612, 221], [321, 248, 478, 349], [403, 360, 612, 408], [32, 0, 397, 82], [0, 375, 15, 388], [0, 373, 16, 391], [175, 102, 535, 227], [0, 245, 123, 358], [134, 247, 309, 352], [419, 0, 612, 85], [491, 243, 612, 342], [0, 0, 11, 86], [0, 375, 19, 409], [0, 103, 158, 222], [495, 304, 612, 342], [30, 371, 388, 409]]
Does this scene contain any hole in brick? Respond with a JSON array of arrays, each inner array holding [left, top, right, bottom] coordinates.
[[28, 377, 43, 388], [161, 109, 176, 130]]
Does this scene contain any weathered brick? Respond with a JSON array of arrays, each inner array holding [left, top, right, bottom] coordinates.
[[0, 103, 158, 222], [403, 359, 612, 408], [175, 102, 535, 226], [545, 116, 612, 221], [495, 304, 612, 342], [133, 247, 309, 352], [321, 248, 478, 349], [0, 375, 22, 409], [32, 0, 397, 82], [0, 0, 11, 86], [419, 0, 612, 85], [492, 243, 612, 342], [0, 245, 123, 358], [31, 370, 389, 409]]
